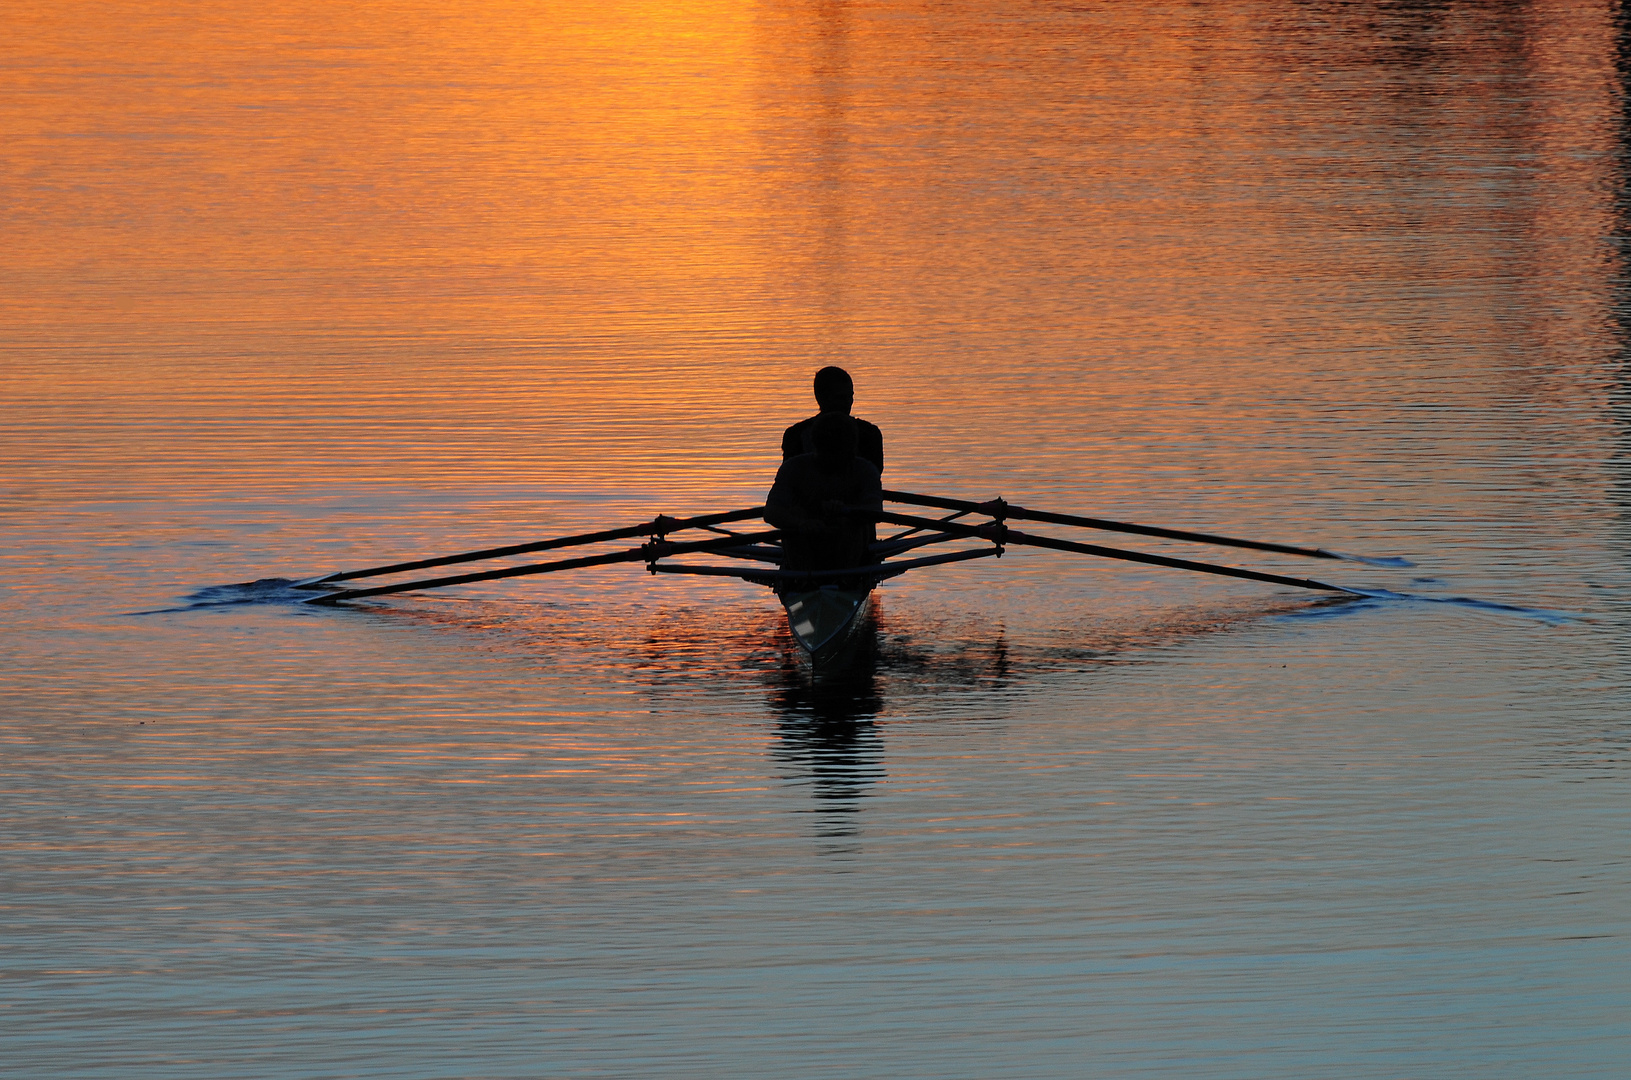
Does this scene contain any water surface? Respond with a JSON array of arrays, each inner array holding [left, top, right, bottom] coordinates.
[[4, 2, 1629, 1076]]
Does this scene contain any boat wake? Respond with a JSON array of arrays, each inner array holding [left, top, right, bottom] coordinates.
[[123, 577, 334, 615], [1282, 585, 1579, 625], [1332, 552, 1415, 568]]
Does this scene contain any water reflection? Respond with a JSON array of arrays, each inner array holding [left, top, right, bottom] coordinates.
[[768, 634, 884, 846], [1612, 4, 1631, 542], [764, 598, 1018, 849]]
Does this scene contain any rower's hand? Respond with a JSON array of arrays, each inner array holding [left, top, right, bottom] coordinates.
[[820, 498, 846, 517]]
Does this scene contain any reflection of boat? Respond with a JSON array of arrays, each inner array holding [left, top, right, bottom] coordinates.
[[780, 586, 872, 667], [767, 602, 885, 844]]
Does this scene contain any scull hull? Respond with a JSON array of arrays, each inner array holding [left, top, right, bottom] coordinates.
[[781, 586, 873, 668]]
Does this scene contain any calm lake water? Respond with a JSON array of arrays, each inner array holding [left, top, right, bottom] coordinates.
[[5, 1, 1630, 1076]]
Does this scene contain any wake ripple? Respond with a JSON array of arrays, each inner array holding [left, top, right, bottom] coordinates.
[[1333, 553, 1415, 568], [1284, 586, 1579, 626], [123, 577, 331, 615]]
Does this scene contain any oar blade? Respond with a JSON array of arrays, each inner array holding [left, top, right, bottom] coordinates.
[[1329, 552, 1415, 568]]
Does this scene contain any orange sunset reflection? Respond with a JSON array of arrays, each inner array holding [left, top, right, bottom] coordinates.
[[5, 0, 1624, 538]]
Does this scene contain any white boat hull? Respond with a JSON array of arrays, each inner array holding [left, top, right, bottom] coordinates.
[[781, 587, 872, 667]]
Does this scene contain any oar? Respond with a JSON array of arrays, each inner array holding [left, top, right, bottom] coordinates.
[[300, 506, 766, 587], [872, 511, 1362, 595], [306, 530, 781, 605], [882, 490, 1407, 566]]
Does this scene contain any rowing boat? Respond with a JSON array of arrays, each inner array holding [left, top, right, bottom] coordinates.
[[781, 586, 873, 667], [291, 490, 1388, 667]]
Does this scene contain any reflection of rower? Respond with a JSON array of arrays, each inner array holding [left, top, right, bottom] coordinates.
[[782, 366, 884, 475], [765, 412, 882, 573]]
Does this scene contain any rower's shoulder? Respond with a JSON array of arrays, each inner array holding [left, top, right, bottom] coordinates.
[[776, 451, 821, 477], [781, 413, 818, 451]]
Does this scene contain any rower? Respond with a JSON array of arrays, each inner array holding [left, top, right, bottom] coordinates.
[[765, 412, 882, 572], [781, 366, 884, 475]]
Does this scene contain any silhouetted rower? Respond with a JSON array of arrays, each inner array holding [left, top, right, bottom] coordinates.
[[782, 366, 884, 475], [766, 412, 882, 572]]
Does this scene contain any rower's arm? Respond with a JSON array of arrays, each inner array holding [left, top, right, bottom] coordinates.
[[781, 418, 810, 462], [860, 422, 884, 475], [765, 462, 817, 532]]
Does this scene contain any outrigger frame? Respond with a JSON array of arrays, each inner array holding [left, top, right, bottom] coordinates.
[[298, 490, 1368, 607]]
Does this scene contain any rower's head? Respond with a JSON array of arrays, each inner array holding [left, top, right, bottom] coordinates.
[[813, 366, 855, 415], [812, 411, 857, 473]]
